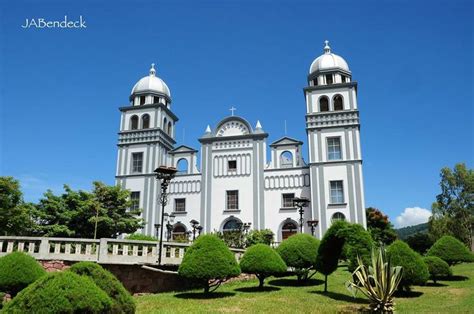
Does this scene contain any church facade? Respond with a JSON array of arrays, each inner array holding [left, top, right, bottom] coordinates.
[[115, 41, 366, 241]]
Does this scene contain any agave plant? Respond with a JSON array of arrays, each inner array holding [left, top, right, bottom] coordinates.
[[345, 246, 403, 313]]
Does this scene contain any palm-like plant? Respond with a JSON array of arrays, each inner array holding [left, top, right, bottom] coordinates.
[[345, 247, 403, 313]]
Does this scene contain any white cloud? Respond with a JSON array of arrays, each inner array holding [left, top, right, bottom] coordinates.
[[395, 207, 432, 228]]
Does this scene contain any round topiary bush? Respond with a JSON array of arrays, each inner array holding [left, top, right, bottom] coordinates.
[[69, 262, 135, 314], [0, 252, 46, 296], [423, 256, 452, 284], [427, 235, 474, 266], [336, 223, 373, 272], [178, 234, 240, 293], [276, 233, 320, 282], [240, 244, 287, 288], [387, 240, 429, 291], [3, 271, 112, 313]]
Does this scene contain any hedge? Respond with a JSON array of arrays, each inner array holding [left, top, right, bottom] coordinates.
[[240, 244, 287, 287], [423, 256, 452, 284], [277, 234, 320, 282], [427, 235, 474, 266], [3, 271, 112, 313], [69, 262, 135, 313], [0, 252, 46, 296]]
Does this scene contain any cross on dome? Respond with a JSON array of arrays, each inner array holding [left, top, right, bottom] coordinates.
[[229, 106, 237, 116], [149, 63, 156, 76], [324, 40, 331, 54]]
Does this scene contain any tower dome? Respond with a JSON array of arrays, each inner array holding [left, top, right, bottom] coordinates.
[[131, 63, 171, 98], [309, 41, 350, 74]]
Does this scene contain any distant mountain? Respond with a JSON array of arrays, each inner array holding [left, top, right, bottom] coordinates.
[[395, 223, 429, 240]]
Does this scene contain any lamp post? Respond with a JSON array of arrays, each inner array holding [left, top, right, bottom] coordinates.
[[196, 226, 203, 236], [190, 219, 200, 241], [307, 220, 319, 236], [293, 197, 310, 233], [154, 166, 177, 265]]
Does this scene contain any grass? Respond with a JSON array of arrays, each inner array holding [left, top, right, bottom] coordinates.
[[136, 263, 474, 313]]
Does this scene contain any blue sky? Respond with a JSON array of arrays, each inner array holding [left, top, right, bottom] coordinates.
[[1, 0, 472, 227]]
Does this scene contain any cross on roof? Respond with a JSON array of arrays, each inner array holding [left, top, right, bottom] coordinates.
[[229, 106, 237, 116]]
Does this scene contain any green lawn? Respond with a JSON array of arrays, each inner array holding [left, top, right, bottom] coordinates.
[[136, 263, 474, 313]]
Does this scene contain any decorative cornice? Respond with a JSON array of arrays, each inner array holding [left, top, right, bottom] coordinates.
[[199, 132, 268, 143], [117, 128, 176, 148], [308, 159, 362, 166], [306, 110, 360, 129], [303, 81, 357, 93], [307, 68, 352, 81]]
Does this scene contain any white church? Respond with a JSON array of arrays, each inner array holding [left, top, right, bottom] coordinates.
[[115, 41, 367, 242]]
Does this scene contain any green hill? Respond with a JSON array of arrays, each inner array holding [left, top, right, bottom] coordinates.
[[396, 223, 429, 240]]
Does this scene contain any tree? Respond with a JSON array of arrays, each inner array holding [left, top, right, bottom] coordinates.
[[0, 177, 36, 236], [426, 235, 474, 266], [405, 232, 435, 254], [423, 256, 451, 284], [33, 182, 144, 238], [315, 221, 347, 292], [276, 234, 320, 283], [387, 240, 429, 292], [178, 235, 240, 293], [0, 252, 46, 296], [366, 207, 397, 245], [240, 244, 287, 288], [338, 223, 374, 272], [244, 229, 274, 247], [429, 163, 474, 248]]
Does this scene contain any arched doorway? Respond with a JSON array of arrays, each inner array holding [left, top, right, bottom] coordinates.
[[171, 223, 187, 241], [281, 220, 298, 240]]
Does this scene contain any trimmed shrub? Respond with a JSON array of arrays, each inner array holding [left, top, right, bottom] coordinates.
[[69, 262, 135, 314], [315, 221, 347, 292], [3, 271, 112, 313], [178, 234, 240, 293], [277, 234, 320, 282], [125, 233, 157, 241], [240, 244, 287, 288], [427, 235, 474, 266], [423, 256, 452, 284], [245, 229, 274, 247], [337, 223, 373, 272], [387, 240, 429, 291], [0, 252, 46, 296]]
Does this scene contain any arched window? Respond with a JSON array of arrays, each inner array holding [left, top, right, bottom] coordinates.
[[130, 115, 139, 130], [334, 95, 343, 111], [319, 97, 329, 112], [171, 224, 187, 241], [167, 121, 172, 136], [331, 212, 346, 223], [141, 114, 150, 129], [176, 158, 188, 174], [281, 220, 298, 240], [223, 217, 242, 232], [139, 96, 146, 105], [280, 151, 293, 168]]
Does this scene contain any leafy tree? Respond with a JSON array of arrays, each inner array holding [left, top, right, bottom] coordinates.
[[240, 244, 287, 288], [33, 182, 144, 238], [426, 235, 474, 266], [0, 252, 46, 296], [387, 240, 429, 292], [423, 256, 451, 284], [429, 163, 474, 248], [276, 234, 320, 283], [366, 207, 397, 245], [244, 229, 274, 247], [3, 272, 112, 313], [315, 221, 347, 292], [178, 235, 240, 293], [0, 177, 36, 236], [338, 223, 374, 272], [405, 232, 435, 254], [69, 262, 135, 313]]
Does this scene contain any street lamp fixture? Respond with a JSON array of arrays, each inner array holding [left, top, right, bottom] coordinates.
[[190, 219, 201, 241], [154, 166, 177, 265], [307, 220, 319, 236], [293, 196, 310, 233]]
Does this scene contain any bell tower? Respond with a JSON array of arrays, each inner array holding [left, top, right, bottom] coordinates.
[[304, 41, 366, 238], [115, 64, 178, 236]]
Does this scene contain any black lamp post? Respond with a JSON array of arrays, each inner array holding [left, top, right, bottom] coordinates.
[[190, 219, 200, 241], [196, 226, 203, 236], [154, 166, 177, 265], [293, 197, 310, 233], [307, 220, 319, 236]]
